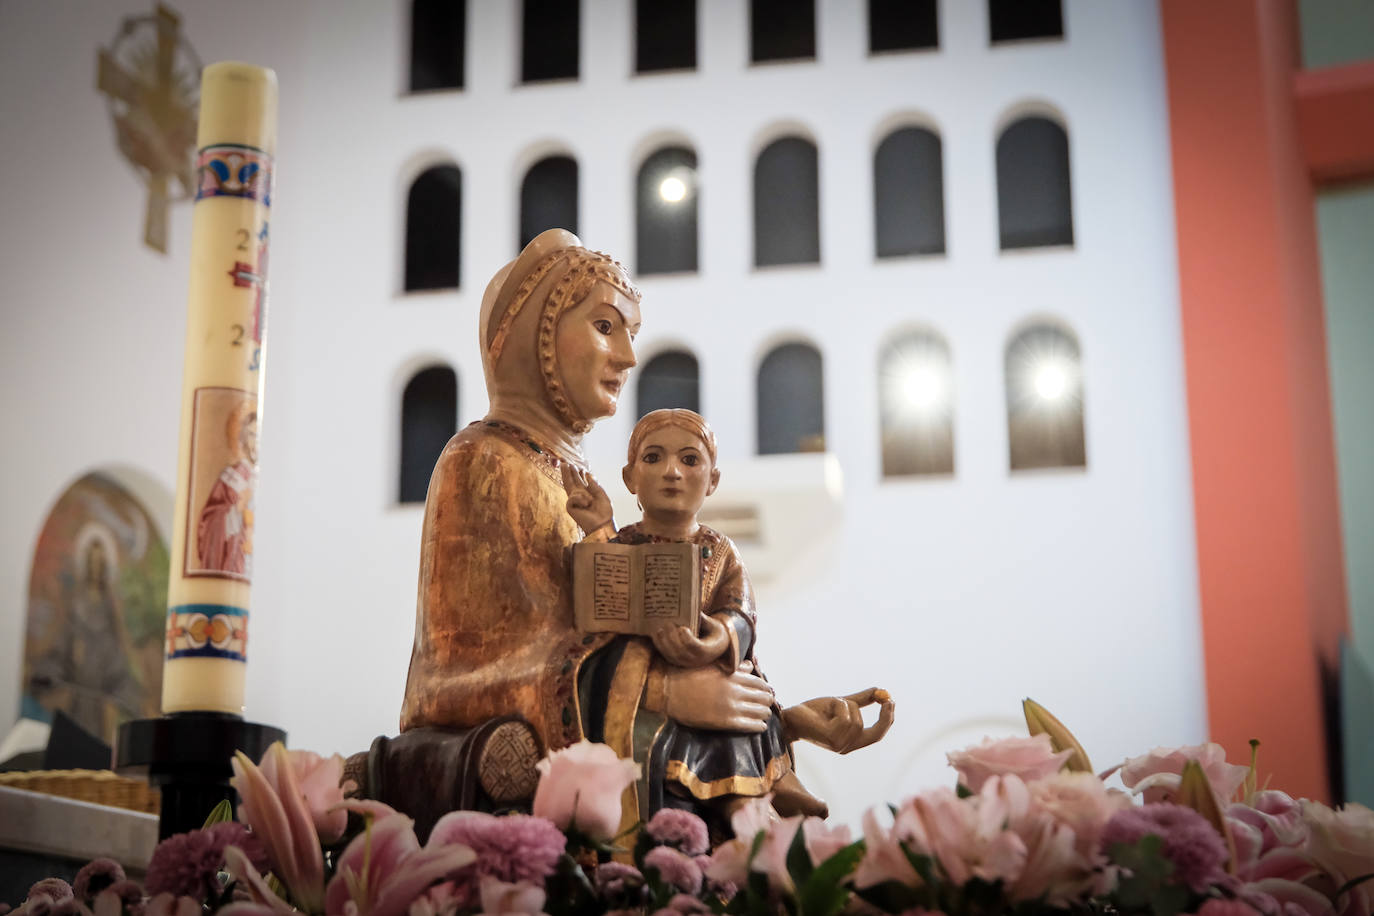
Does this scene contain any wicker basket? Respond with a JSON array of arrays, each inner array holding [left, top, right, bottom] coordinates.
[[0, 768, 160, 815]]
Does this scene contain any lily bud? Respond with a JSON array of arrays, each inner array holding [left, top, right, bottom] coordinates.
[[1022, 698, 1093, 774], [1177, 759, 1237, 873]]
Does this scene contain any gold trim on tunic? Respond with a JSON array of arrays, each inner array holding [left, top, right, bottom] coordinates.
[[664, 754, 790, 800]]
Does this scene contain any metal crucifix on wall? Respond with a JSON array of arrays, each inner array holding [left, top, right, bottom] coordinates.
[[97, 3, 202, 254]]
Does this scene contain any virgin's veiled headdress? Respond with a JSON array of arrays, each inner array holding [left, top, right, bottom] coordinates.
[[479, 229, 640, 434]]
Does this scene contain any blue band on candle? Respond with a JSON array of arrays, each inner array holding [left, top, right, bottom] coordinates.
[[166, 603, 249, 662]]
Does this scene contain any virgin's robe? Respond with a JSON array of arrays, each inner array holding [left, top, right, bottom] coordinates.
[[401, 420, 614, 749]]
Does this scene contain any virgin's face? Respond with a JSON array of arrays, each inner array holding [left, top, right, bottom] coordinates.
[[624, 426, 719, 521], [555, 283, 641, 422]]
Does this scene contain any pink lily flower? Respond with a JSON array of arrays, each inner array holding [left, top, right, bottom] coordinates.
[[324, 806, 476, 916], [230, 742, 328, 912]]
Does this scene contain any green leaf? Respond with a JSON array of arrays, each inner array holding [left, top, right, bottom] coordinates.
[[900, 843, 938, 887], [854, 880, 923, 913], [1149, 883, 1191, 916], [955, 782, 973, 799], [202, 798, 233, 827], [787, 820, 814, 886], [797, 841, 864, 916], [545, 853, 600, 916]]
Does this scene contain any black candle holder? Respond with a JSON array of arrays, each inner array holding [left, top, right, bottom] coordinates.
[[115, 712, 285, 839]]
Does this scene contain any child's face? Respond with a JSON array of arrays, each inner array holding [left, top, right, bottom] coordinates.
[[624, 425, 720, 520]]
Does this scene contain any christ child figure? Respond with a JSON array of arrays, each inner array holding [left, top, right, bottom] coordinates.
[[562, 408, 828, 818]]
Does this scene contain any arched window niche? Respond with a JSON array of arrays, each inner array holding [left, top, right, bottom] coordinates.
[[988, 0, 1064, 44], [405, 163, 462, 292], [996, 110, 1073, 250], [409, 0, 465, 92], [635, 0, 696, 73], [521, 0, 579, 83], [1004, 320, 1086, 471], [636, 145, 699, 275], [636, 349, 700, 418], [750, 0, 815, 63], [757, 340, 825, 454], [874, 124, 946, 258], [399, 364, 459, 503], [879, 328, 954, 477], [869, 0, 938, 53], [754, 134, 820, 267], [519, 154, 578, 250]]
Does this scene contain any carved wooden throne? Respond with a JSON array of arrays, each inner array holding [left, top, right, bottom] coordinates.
[[342, 716, 544, 842]]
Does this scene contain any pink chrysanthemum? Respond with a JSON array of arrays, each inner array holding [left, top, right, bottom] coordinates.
[[72, 860, 126, 903], [27, 880, 73, 905], [97, 881, 148, 916], [644, 809, 710, 857], [429, 812, 567, 884], [48, 901, 87, 916], [1102, 803, 1228, 892], [595, 861, 645, 899], [643, 846, 703, 896], [144, 822, 269, 897], [651, 893, 712, 915]]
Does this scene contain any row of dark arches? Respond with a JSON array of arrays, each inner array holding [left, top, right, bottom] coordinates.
[[404, 114, 1073, 291], [398, 322, 1086, 502], [410, 0, 1064, 91]]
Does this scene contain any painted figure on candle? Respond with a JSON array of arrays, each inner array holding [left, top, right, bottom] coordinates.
[[185, 388, 256, 581], [565, 408, 834, 819]]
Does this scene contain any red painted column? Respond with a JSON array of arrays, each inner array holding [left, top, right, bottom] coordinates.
[[1159, 0, 1348, 802]]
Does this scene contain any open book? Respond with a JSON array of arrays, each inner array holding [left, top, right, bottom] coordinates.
[[572, 540, 700, 635]]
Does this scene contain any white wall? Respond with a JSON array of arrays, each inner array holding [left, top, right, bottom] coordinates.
[[0, 0, 1204, 828]]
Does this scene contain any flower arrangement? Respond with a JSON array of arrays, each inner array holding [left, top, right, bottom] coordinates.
[[5, 701, 1371, 916]]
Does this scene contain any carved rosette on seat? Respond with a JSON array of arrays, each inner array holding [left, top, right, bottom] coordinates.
[[342, 717, 544, 842]]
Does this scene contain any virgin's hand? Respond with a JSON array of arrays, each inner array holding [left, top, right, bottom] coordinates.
[[662, 663, 773, 733], [652, 615, 729, 667], [561, 463, 613, 532], [783, 687, 894, 754]]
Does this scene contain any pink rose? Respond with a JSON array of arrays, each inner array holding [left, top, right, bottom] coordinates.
[[1119, 744, 1249, 804], [532, 741, 640, 842], [280, 748, 353, 844], [1028, 771, 1130, 860], [946, 735, 1073, 793]]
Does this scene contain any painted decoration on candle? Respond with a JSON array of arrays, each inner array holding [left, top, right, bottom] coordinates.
[[197, 143, 273, 205], [165, 603, 247, 661], [95, 3, 202, 254], [23, 472, 169, 743], [228, 221, 270, 358], [184, 387, 257, 582]]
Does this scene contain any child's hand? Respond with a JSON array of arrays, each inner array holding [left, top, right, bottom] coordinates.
[[653, 613, 729, 668], [561, 463, 614, 533]]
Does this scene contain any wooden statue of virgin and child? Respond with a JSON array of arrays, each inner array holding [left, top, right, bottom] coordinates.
[[349, 229, 894, 842]]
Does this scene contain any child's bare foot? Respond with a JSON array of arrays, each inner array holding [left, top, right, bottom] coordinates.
[[770, 769, 829, 819]]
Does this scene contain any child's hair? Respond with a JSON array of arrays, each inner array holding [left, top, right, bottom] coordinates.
[[626, 409, 718, 467]]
